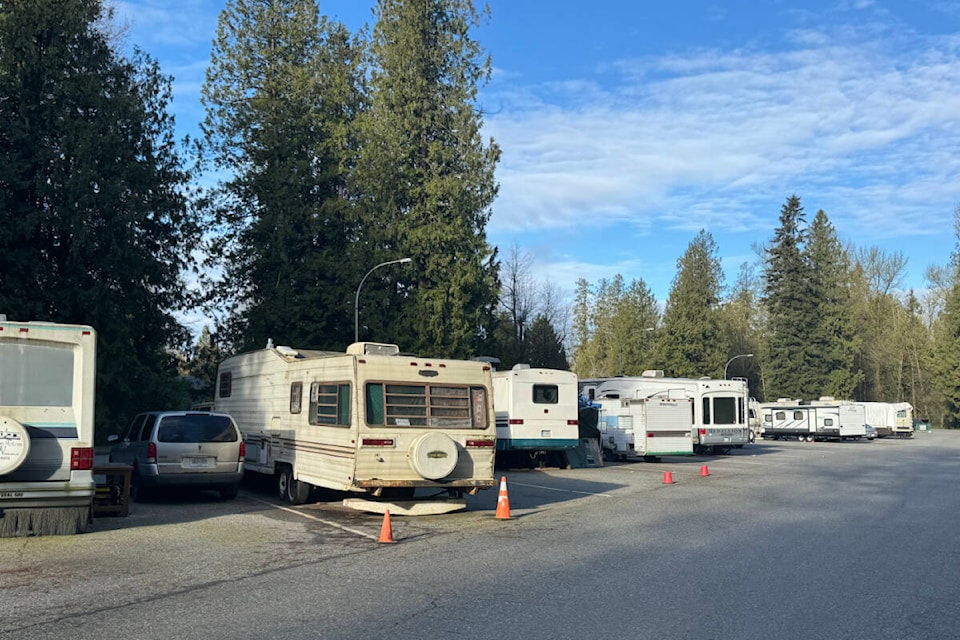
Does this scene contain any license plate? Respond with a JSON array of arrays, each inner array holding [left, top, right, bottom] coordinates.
[[183, 456, 214, 469]]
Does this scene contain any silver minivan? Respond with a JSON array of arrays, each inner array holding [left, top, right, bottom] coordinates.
[[107, 411, 244, 500]]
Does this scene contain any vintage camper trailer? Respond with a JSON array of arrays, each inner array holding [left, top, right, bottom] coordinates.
[[214, 342, 497, 511], [492, 365, 579, 468]]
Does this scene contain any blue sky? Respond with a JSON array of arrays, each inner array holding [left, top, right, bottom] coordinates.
[[116, 0, 960, 332]]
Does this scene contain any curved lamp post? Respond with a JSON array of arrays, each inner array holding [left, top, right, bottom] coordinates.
[[724, 353, 755, 379], [354, 258, 412, 343]]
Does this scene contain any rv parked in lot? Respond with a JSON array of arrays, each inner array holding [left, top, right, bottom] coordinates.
[[758, 399, 867, 442], [492, 365, 579, 468], [591, 391, 694, 460], [214, 341, 497, 510], [0, 319, 97, 536], [581, 372, 750, 454]]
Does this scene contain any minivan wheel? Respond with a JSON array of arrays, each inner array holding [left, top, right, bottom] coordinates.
[[220, 485, 239, 500]]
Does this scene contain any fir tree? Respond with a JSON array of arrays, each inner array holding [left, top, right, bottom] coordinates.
[[0, 0, 196, 434], [355, 0, 500, 357]]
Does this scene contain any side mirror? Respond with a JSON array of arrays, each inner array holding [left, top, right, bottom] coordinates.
[[106, 434, 119, 443]]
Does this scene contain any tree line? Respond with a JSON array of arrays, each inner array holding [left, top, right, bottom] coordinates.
[[2, 0, 958, 436], [571, 197, 960, 428]]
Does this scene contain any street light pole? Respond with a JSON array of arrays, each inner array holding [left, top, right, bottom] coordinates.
[[354, 257, 412, 343], [724, 353, 755, 379]]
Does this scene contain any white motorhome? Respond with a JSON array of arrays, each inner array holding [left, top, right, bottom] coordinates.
[[0, 319, 97, 536], [214, 342, 497, 511], [592, 392, 694, 460], [759, 399, 867, 441], [581, 372, 750, 454], [492, 365, 579, 468]]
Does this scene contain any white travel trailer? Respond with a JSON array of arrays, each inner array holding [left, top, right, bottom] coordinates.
[[582, 372, 750, 454], [759, 399, 867, 441], [859, 401, 914, 438], [592, 392, 694, 460], [492, 365, 579, 468], [214, 341, 497, 511], [0, 319, 97, 536]]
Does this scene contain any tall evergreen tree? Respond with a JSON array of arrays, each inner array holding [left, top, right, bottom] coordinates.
[[355, 0, 500, 358], [525, 314, 569, 370], [0, 0, 196, 434], [763, 196, 818, 399], [805, 210, 862, 398], [931, 208, 960, 428], [199, 0, 364, 351], [654, 230, 726, 378], [720, 263, 763, 396]]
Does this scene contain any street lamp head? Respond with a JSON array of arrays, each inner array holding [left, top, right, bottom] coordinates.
[[398, 257, 412, 264]]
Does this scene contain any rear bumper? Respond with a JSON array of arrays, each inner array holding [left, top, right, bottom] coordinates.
[[0, 480, 96, 509], [140, 470, 243, 490]]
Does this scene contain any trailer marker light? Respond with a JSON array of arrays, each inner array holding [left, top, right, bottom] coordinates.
[[362, 438, 395, 447], [647, 432, 655, 438], [466, 439, 495, 448], [508, 419, 523, 425], [567, 419, 579, 425]]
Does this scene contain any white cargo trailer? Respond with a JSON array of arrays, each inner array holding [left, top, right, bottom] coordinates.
[[592, 392, 693, 460]]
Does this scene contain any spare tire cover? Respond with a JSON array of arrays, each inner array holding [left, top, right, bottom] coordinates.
[[0, 416, 31, 475], [408, 432, 459, 480]]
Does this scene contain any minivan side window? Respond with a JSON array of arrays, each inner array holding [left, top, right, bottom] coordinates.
[[125, 414, 146, 441], [140, 415, 157, 441]]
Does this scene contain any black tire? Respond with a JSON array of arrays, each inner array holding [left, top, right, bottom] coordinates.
[[130, 470, 154, 503], [278, 466, 310, 505]]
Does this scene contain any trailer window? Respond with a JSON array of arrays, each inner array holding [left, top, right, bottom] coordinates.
[[793, 411, 803, 420], [0, 343, 74, 407], [218, 372, 232, 398], [702, 398, 711, 424], [290, 382, 303, 414], [365, 383, 487, 429], [533, 384, 558, 404], [309, 383, 350, 426], [713, 397, 737, 424], [774, 412, 785, 420], [823, 418, 834, 426]]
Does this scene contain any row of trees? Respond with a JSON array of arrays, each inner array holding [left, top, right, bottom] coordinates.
[[570, 197, 960, 428], [3, 1, 958, 432], [1, 0, 517, 434]]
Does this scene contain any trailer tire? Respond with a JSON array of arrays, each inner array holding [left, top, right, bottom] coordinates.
[[409, 432, 458, 480], [0, 416, 30, 475], [278, 466, 310, 505]]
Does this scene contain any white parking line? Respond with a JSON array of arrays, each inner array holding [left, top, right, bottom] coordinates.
[[249, 497, 379, 541], [508, 480, 614, 498]]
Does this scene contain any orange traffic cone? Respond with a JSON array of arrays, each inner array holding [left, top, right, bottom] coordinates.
[[495, 476, 512, 519], [700, 465, 710, 477], [378, 510, 395, 543], [663, 471, 675, 484]]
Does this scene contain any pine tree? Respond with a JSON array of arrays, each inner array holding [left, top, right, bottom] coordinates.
[[931, 208, 960, 427], [355, 0, 500, 358], [805, 210, 862, 398], [654, 230, 727, 378], [525, 314, 569, 370], [199, 0, 364, 351], [763, 196, 818, 398], [0, 0, 196, 434]]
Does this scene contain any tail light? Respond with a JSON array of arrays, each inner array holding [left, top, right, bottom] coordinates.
[[239, 440, 246, 460], [466, 439, 495, 448], [646, 432, 655, 438], [567, 419, 578, 425], [508, 419, 524, 425], [699, 428, 706, 435], [70, 447, 94, 470], [146, 442, 157, 463]]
